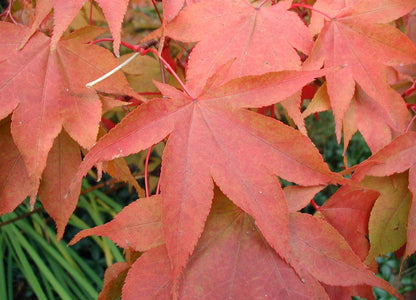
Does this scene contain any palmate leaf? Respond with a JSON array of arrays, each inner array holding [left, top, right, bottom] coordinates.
[[0, 23, 133, 199], [318, 184, 379, 261], [166, 0, 312, 95], [72, 68, 345, 285], [353, 132, 416, 260], [0, 22, 136, 238], [0, 118, 31, 214], [305, 0, 416, 140], [71, 188, 400, 299], [21, 0, 129, 55]]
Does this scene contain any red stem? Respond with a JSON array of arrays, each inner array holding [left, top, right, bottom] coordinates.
[[404, 80, 416, 97], [310, 199, 320, 210], [290, 3, 332, 20], [90, 38, 193, 98], [405, 104, 416, 133], [405, 114, 416, 133], [143, 47, 193, 97], [144, 145, 154, 198], [1, 0, 18, 24], [151, 0, 163, 24], [156, 171, 162, 194]]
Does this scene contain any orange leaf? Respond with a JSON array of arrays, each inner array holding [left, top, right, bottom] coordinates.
[[166, 0, 312, 95], [70, 195, 163, 252], [72, 69, 344, 285], [0, 24, 133, 193], [305, 0, 416, 140]]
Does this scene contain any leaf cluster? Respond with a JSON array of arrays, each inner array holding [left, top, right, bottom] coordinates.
[[1, 0, 416, 299]]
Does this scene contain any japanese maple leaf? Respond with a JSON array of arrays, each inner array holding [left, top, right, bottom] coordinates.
[[0, 118, 32, 214], [304, 0, 416, 140], [122, 192, 329, 299], [72, 68, 345, 285], [304, 83, 394, 153], [360, 173, 411, 264], [70, 195, 164, 251], [353, 132, 416, 260], [21, 0, 129, 55], [0, 118, 82, 239], [166, 0, 313, 96], [97, 262, 130, 300], [318, 183, 379, 261], [408, 166, 416, 260], [0, 23, 134, 198], [163, 0, 201, 22], [289, 212, 402, 299], [72, 187, 399, 299]]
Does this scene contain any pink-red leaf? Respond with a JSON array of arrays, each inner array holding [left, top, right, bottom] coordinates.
[[0, 24, 133, 192], [73, 70, 343, 285], [122, 191, 329, 299], [166, 0, 313, 95], [98, 262, 130, 300], [355, 131, 416, 179], [70, 195, 163, 252], [305, 0, 416, 140], [38, 131, 82, 240], [289, 212, 402, 299], [405, 166, 416, 259], [0, 119, 31, 214], [318, 184, 379, 260], [22, 0, 129, 55]]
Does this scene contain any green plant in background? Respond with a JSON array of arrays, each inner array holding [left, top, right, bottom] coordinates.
[[0, 181, 126, 300]]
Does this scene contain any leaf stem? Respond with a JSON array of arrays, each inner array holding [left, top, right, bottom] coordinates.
[[0, 0, 18, 24], [87, 38, 194, 98], [404, 80, 416, 97], [144, 145, 154, 198], [405, 104, 416, 133], [151, 0, 163, 24], [86, 52, 140, 88], [310, 199, 320, 210], [290, 3, 332, 20]]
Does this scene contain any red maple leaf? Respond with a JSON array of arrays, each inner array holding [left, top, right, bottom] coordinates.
[[305, 0, 416, 140], [353, 132, 416, 260], [0, 118, 82, 239], [318, 184, 379, 261], [166, 0, 313, 95], [20, 0, 129, 55], [72, 187, 400, 298], [0, 23, 134, 200], [0, 118, 32, 214], [72, 67, 345, 285]]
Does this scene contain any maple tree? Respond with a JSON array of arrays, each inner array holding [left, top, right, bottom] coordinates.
[[1, 0, 416, 299]]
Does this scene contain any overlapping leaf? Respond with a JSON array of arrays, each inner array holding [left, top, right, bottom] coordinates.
[[72, 187, 399, 299], [21, 0, 129, 55], [70, 195, 164, 251], [289, 213, 401, 298], [0, 23, 134, 200], [122, 192, 330, 299], [0, 118, 31, 214], [303, 83, 393, 153], [353, 132, 416, 260], [166, 0, 312, 95], [72, 68, 345, 285], [318, 184, 379, 260], [361, 173, 411, 264], [305, 0, 416, 140]]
